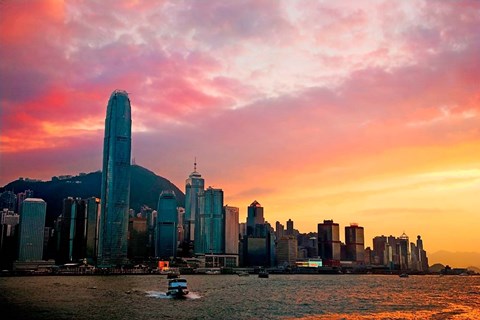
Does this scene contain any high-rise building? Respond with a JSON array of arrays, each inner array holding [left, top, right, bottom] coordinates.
[[372, 235, 386, 265], [286, 219, 294, 236], [224, 205, 239, 255], [156, 191, 178, 259], [195, 187, 224, 254], [184, 161, 205, 244], [56, 197, 87, 264], [275, 221, 284, 240], [0, 209, 19, 268], [317, 220, 341, 264], [17, 198, 46, 261], [127, 217, 148, 260], [98, 90, 132, 266], [416, 235, 429, 272], [85, 197, 100, 265], [17, 189, 33, 214], [246, 200, 264, 236], [345, 223, 365, 263], [276, 236, 298, 267], [0, 191, 16, 212]]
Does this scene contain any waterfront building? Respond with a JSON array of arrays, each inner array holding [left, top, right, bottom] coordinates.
[[0, 209, 19, 268], [276, 236, 298, 267], [345, 223, 365, 263], [184, 161, 205, 244], [56, 197, 88, 264], [98, 90, 132, 266], [416, 235, 429, 272], [372, 235, 387, 265], [85, 197, 100, 265], [156, 191, 178, 259], [246, 200, 264, 236], [17, 198, 46, 261], [224, 205, 239, 255], [127, 217, 148, 261], [397, 233, 410, 270], [195, 187, 224, 254], [317, 220, 341, 265]]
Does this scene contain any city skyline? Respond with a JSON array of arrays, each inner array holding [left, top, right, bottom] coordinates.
[[1, 0, 479, 260]]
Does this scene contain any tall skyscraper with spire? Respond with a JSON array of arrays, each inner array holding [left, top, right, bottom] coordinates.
[[98, 90, 132, 266], [184, 160, 204, 244]]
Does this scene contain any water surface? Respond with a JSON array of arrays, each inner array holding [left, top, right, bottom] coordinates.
[[1, 274, 479, 319]]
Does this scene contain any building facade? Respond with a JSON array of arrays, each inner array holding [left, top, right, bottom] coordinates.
[[18, 198, 47, 261], [224, 205, 239, 255], [98, 90, 132, 266], [195, 187, 224, 254], [318, 220, 341, 264], [156, 191, 178, 259], [246, 200, 264, 236], [184, 162, 205, 243], [345, 223, 365, 263]]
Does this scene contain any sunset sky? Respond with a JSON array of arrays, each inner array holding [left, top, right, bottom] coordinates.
[[1, 1, 479, 259]]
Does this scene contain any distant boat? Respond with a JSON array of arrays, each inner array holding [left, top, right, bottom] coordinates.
[[205, 270, 221, 275], [166, 278, 189, 298], [237, 271, 249, 277], [167, 271, 180, 279], [258, 270, 269, 278], [399, 273, 409, 278]]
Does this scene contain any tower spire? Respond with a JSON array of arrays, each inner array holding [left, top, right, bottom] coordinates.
[[194, 157, 197, 172]]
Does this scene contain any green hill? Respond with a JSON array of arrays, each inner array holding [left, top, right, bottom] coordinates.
[[0, 165, 185, 227]]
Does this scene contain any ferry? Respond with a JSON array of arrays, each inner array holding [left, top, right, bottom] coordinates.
[[166, 278, 189, 298]]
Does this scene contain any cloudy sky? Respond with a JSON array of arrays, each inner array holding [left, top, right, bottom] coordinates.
[[1, 0, 479, 258]]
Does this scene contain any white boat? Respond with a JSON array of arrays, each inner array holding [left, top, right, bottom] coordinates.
[[166, 278, 189, 298], [205, 270, 221, 275], [237, 271, 250, 277]]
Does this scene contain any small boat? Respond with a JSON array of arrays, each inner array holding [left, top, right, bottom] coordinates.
[[237, 271, 250, 277], [167, 271, 180, 279], [399, 273, 409, 278], [258, 270, 269, 278], [166, 278, 189, 298], [205, 270, 221, 275]]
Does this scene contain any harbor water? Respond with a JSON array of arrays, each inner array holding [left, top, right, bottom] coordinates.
[[1, 274, 479, 319]]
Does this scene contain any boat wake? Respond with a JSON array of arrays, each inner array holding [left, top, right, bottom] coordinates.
[[145, 291, 201, 299]]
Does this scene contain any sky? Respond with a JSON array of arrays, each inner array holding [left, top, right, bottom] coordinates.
[[1, 0, 479, 260]]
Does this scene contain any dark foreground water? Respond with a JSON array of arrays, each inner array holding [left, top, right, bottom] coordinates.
[[1, 274, 479, 319]]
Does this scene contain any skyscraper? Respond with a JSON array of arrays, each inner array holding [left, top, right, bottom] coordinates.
[[18, 198, 46, 261], [224, 205, 239, 255], [246, 200, 264, 236], [156, 191, 178, 259], [286, 219, 294, 236], [345, 223, 365, 263], [98, 90, 132, 266], [85, 197, 100, 265], [317, 219, 341, 264], [195, 187, 224, 254], [184, 161, 204, 244]]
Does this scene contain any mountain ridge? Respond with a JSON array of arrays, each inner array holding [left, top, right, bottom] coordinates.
[[0, 165, 185, 227], [428, 250, 480, 269]]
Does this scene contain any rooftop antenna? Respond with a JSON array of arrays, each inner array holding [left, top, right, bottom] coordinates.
[[194, 157, 197, 171]]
